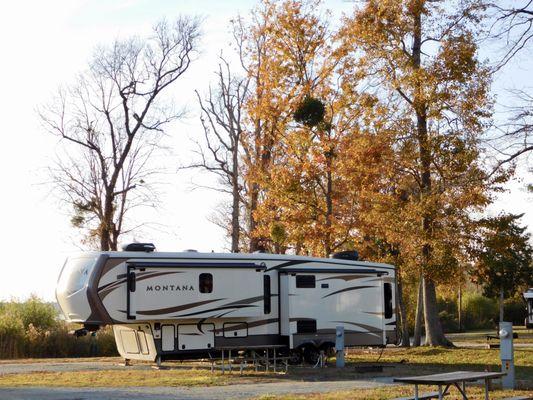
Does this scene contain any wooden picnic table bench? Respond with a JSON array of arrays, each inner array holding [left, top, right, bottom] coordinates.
[[393, 370, 506, 400]]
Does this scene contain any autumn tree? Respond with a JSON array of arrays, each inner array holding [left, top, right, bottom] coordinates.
[[41, 18, 201, 250], [187, 58, 250, 252], [342, 0, 501, 346], [248, 0, 342, 256], [232, 0, 299, 252], [471, 213, 533, 322]]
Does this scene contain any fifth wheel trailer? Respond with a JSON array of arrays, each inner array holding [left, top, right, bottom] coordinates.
[[56, 245, 398, 363]]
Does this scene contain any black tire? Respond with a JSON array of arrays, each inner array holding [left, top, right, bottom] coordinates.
[[303, 346, 320, 365]]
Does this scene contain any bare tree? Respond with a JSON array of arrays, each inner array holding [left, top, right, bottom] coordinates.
[[491, 1, 533, 68], [488, 2, 533, 172], [186, 58, 250, 252], [490, 89, 533, 171], [40, 17, 201, 250]]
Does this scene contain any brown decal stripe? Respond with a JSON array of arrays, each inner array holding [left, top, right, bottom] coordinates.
[[98, 279, 126, 292], [98, 271, 184, 301], [100, 271, 183, 291], [135, 298, 226, 316], [223, 296, 264, 307], [265, 260, 311, 271], [316, 274, 375, 282], [172, 304, 258, 318], [321, 285, 376, 299], [367, 276, 395, 283], [362, 311, 385, 316]]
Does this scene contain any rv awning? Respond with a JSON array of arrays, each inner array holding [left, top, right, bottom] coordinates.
[[126, 261, 266, 270], [280, 268, 387, 275]]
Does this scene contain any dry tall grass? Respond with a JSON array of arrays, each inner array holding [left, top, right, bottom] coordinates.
[[0, 296, 117, 359]]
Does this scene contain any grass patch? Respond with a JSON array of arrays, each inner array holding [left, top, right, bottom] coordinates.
[[0, 368, 281, 387], [0, 357, 123, 365], [254, 386, 533, 400], [0, 346, 531, 391], [346, 346, 533, 382]]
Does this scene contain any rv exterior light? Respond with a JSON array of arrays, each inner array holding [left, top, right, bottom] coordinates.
[[122, 243, 156, 252], [184, 249, 198, 252]]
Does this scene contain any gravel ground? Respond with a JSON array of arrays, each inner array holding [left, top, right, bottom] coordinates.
[[0, 361, 149, 375], [0, 378, 395, 400]]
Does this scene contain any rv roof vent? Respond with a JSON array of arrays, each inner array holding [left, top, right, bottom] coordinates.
[[122, 243, 156, 252], [330, 250, 359, 261], [183, 249, 198, 252]]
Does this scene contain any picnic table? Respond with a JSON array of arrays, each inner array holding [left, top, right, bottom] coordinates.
[[393, 370, 507, 400], [213, 345, 289, 374]]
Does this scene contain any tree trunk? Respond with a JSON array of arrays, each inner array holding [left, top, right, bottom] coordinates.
[[499, 287, 505, 323], [248, 182, 259, 252], [397, 278, 411, 347], [412, 6, 451, 347], [458, 285, 462, 332], [324, 153, 333, 256], [100, 191, 115, 251], [231, 149, 240, 253], [423, 278, 453, 346], [413, 276, 424, 347]]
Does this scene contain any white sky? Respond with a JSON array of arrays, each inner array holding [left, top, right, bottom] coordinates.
[[0, 0, 531, 301]]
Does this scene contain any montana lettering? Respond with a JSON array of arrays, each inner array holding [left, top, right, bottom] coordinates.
[[146, 285, 194, 291]]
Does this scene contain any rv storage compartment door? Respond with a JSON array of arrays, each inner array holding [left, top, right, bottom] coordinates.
[[126, 261, 265, 320], [178, 324, 215, 350]]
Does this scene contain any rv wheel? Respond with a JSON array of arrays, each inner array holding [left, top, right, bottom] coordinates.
[[303, 346, 320, 365], [287, 349, 303, 365]]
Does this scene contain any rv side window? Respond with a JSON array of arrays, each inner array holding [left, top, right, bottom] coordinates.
[[384, 282, 393, 318], [199, 273, 213, 293], [296, 275, 315, 288], [297, 319, 317, 333], [263, 275, 271, 314]]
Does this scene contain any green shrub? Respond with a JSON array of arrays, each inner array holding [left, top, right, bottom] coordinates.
[[0, 311, 25, 358], [1, 295, 58, 330], [462, 292, 498, 330], [504, 297, 527, 326]]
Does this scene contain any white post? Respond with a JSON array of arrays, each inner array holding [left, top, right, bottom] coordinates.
[[499, 321, 515, 389], [335, 326, 345, 368]]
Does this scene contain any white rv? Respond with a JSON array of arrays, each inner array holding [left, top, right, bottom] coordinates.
[[56, 244, 397, 363], [525, 288, 533, 329]]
